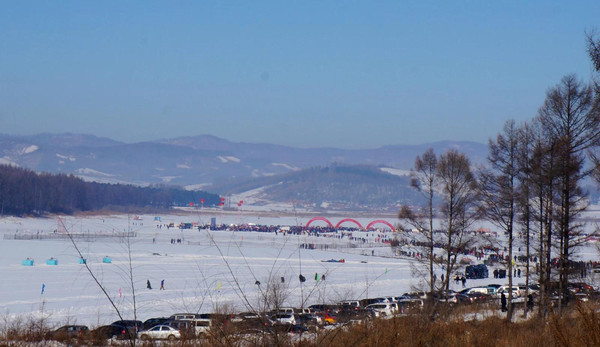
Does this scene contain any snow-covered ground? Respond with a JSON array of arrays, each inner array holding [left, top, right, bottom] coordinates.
[[1, 211, 600, 328]]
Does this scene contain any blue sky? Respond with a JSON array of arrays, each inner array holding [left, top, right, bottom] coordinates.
[[1, 1, 598, 148]]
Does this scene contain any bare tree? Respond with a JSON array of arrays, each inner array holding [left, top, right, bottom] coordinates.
[[436, 149, 480, 295], [587, 30, 600, 91], [60, 217, 138, 347], [515, 121, 538, 318], [480, 119, 520, 321], [524, 121, 562, 318], [586, 31, 600, 185], [398, 148, 438, 301], [537, 74, 600, 309]]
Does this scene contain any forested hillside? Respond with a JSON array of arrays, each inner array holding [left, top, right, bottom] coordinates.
[[211, 164, 422, 208], [0, 165, 219, 216]]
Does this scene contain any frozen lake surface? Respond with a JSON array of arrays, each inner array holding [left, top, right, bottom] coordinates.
[[1, 210, 599, 328]]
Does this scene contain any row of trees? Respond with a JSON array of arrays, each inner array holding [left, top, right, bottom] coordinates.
[[0, 164, 220, 216], [399, 33, 600, 321]]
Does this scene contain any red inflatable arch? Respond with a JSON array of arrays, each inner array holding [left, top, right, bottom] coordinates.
[[366, 220, 396, 231], [335, 218, 363, 229], [306, 217, 334, 228]]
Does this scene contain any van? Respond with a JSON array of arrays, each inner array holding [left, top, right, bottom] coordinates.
[[465, 264, 489, 279], [276, 307, 295, 314], [397, 299, 424, 313], [295, 307, 313, 314], [169, 313, 201, 321], [169, 318, 212, 336]]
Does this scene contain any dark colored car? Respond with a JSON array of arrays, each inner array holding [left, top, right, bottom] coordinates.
[[287, 324, 309, 334], [336, 307, 363, 322], [308, 304, 340, 314], [143, 317, 169, 330], [47, 325, 89, 341], [296, 313, 319, 325], [111, 320, 143, 331], [465, 264, 489, 279], [92, 325, 128, 340], [454, 293, 475, 304], [102, 320, 143, 340]]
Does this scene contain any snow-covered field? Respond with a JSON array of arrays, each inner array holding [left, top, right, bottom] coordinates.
[[1, 210, 600, 328]]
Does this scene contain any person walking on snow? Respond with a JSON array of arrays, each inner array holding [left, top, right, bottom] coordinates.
[[147, 280, 152, 290], [160, 279, 165, 290]]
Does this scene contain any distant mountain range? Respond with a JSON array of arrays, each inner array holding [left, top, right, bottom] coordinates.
[[0, 133, 490, 209]]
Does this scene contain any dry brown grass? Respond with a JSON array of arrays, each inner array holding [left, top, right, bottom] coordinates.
[[3, 303, 600, 347]]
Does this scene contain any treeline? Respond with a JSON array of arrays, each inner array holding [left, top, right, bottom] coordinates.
[[264, 165, 420, 207], [0, 164, 219, 216], [399, 33, 600, 322], [213, 164, 423, 207]]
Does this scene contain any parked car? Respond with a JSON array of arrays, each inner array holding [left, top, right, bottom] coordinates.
[[337, 306, 363, 321], [575, 292, 590, 302], [168, 313, 204, 320], [47, 325, 89, 341], [319, 312, 337, 324], [143, 317, 169, 330], [468, 292, 491, 303], [169, 318, 212, 336], [232, 311, 260, 322], [461, 287, 490, 295], [465, 264, 489, 279], [297, 313, 321, 325], [339, 300, 361, 309], [91, 325, 129, 340], [111, 320, 142, 331], [495, 285, 521, 298], [400, 291, 428, 300], [366, 303, 395, 317], [308, 304, 340, 314], [397, 299, 423, 313], [371, 297, 392, 303], [487, 284, 502, 294], [287, 324, 309, 334], [109, 320, 142, 339], [271, 313, 296, 326], [436, 291, 458, 304], [232, 312, 273, 331], [138, 325, 181, 341], [275, 307, 295, 314], [569, 282, 595, 294], [295, 307, 313, 314], [454, 293, 475, 304]]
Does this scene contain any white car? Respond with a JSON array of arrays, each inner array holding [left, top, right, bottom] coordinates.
[[495, 285, 522, 298], [138, 325, 181, 340], [366, 303, 395, 317], [272, 313, 297, 325]]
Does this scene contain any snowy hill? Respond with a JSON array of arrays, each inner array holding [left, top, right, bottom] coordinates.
[[0, 133, 488, 203]]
